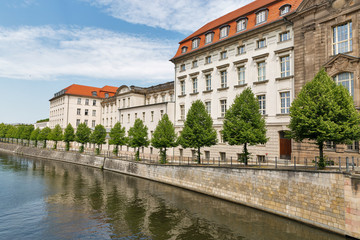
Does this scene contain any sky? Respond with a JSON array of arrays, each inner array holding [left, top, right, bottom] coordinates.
[[0, 0, 252, 124]]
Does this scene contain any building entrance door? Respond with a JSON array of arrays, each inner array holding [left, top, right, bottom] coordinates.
[[279, 131, 291, 159]]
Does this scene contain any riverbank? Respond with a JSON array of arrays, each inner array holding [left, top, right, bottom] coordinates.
[[0, 142, 359, 239]]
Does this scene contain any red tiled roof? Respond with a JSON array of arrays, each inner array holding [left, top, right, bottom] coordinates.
[[171, 0, 302, 60], [64, 84, 117, 98]]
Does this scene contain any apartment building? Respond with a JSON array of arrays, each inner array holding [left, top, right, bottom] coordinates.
[[49, 84, 117, 129], [170, 0, 302, 161]]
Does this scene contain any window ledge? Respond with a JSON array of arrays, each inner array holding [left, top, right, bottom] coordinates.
[[253, 80, 269, 85], [276, 113, 290, 116], [255, 46, 267, 50], [234, 83, 247, 88], [219, 57, 228, 61], [178, 119, 185, 122], [203, 90, 213, 93], [178, 94, 186, 98], [217, 87, 229, 91], [275, 75, 294, 81], [278, 39, 292, 44], [189, 92, 199, 96], [204, 62, 212, 65], [191, 66, 198, 69], [217, 117, 225, 120], [179, 70, 186, 73], [235, 52, 247, 56]]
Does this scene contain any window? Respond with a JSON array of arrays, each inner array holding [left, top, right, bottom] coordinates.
[[257, 39, 266, 48], [85, 99, 89, 105], [333, 22, 352, 55], [122, 99, 125, 108], [93, 100, 96, 106], [180, 64, 186, 71], [257, 62, 266, 81], [181, 46, 188, 53], [151, 111, 154, 122], [77, 108, 81, 115], [280, 5, 291, 15], [192, 78, 198, 93], [154, 96, 157, 103], [127, 114, 130, 123], [192, 60, 198, 68], [142, 112, 145, 121], [121, 114, 123, 123], [162, 95, 166, 102], [180, 105, 185, 120], [135, 113, 137, 119], [205, 101, 211, 114], [237, 18, 247, 32], [256, 10, 267, 24], [334, 72, 354, 96], [238, 66, 245, 85], [205, 56, 212, 64], [170, 93, 174, 101], [325, 141, 336, 150], [77, 98, 81, 105], [180, 80, 185, 95], [92, 110, 96, 117], [92, 120, 96, 128], [220, 26, 229, 38], [237, 45, 245, 55], [105, 93, 109, 98], [220, 100, 227, 117], [192, 38, 200, 49], [205, 74, 212, 91], [347, 141, 359, 151], [84, 120, 88, 126], [85, 109, 89, 116], [220, 152, 226, 161], [280, 56, 290, 77], [160, 110, 164, 118], [258, 155, 266, 163], [92, 91, 97, 96], [220, 51, 227, 59], [127, 98, 130, 107], [280, 92, 290, 114], [280, 31, 290, 42], [258, 95, 266, 115], [220, 71, 227, 88], [76, 119, 80, 127], [205, 32, 214, 44]]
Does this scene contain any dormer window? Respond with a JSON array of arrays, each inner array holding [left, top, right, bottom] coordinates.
[[92, 91, 97, 96], [181, 46, 188, 53], [205, 32, 214, 44], [192, 38, 200, 49], [220, 25, 230, 39], [105, 93, 109, 98], [280, 4, 291, 15], [256, 10, 268, 25], [237, 18, 247, 32]]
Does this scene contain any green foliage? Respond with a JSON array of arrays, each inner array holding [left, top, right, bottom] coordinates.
[[90, 124, 107, 155], [289, 69, 360, 169], [38, 127, 51, 148], [36, 118, 49, 123], [0, 123, 10, 139], [63, 124, 75, 151], [151, 114, 178, 164], [15, 125, 25, 143], [109, 122, 127, 156], [6, 125, 16, 142], [21, 125, 34, 145], [222, 88, 268, 164], [30, 128, 41, 147], [75, 123, 91, 153], [178, 100, 217, 164], [49, 124, 63, 149], [128, 119, 149, 161]]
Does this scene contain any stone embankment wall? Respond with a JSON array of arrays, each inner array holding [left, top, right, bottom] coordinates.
[[0, 142, 358, 239]]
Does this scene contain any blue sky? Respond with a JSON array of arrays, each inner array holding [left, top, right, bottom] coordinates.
[[0, 0, 252, 124]]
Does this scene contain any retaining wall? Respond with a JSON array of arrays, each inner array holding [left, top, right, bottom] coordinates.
[[0, 142, 359, 239]]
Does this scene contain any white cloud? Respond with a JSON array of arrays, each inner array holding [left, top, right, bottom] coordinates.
[[84, 0, 253, 33], [0, 26, 176, 82]]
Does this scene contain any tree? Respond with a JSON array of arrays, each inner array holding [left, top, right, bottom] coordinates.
[[109, 122, 127, 156], [151, 114, 178, 164], [178, 100, 217, 164], [222, 88, 268, 165], [90, 124, 107, 155], [30, 128, 41, 147], [0, 123, 9, 141], [63, 124, 75, 151], [38, 127, 51, 148], [289, 68, 360, 169], [6, 125, 16, 143], [49, 124, 63, 149], [15, 125, 25, 144], [128, 119, 149, 161], [21, 125, 34, 146], [75, 123, 91, 153]]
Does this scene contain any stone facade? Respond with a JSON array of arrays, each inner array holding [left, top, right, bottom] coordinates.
[[290, 0, 360, 160]]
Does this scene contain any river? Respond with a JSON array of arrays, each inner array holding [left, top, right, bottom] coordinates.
[[0, 152, 346, 240]]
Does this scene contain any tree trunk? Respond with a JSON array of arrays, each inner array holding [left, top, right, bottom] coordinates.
[[318, 141, 325, 169], [197, 147, 201, 164], [243, 143, 248, 165]]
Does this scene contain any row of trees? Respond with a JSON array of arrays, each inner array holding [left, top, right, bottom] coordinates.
[[1, 70, 359, 168]]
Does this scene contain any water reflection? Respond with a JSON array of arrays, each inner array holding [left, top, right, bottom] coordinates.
[[0, 153, 345, 240]]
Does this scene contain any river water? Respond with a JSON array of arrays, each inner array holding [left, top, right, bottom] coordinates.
[[0, 152, 346, 240]]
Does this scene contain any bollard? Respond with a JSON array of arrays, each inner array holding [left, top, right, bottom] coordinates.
[[259, 157, 261, 167], [339, 157, 341, 171], [305, 158, 307, 169], [231, 157, 232, 167], [294, 156, 296, 170], [275, 156, 277, 169], [352, 157, 355, 171], [346, 157, 349, 172], [219, 157, 220, 166]]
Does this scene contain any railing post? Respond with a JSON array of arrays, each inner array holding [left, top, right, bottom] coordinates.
[[275, 156, 277, 169], [352, 156, 355, 171], [294, 156, 296, 170], [339, 157, 342, 172], [231, 157, 232, 167], [315, 157, 318, 170], [305, 158, 307, 169], [218, 157, 220, 166], [346, 157, 349, 173]]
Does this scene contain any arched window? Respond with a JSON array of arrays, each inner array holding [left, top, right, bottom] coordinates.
[[334, 72, 354, 96], [219, 25, 230, 39], [255, 9, 268, 24], [279, 4, 291, 16], [192, 38, 200, 49], [205, 32, 214, 44], [181, 46, 188, 53]]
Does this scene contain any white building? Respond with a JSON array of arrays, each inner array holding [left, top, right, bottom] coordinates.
[[170, 0, 302, 161]]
